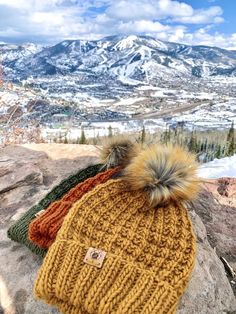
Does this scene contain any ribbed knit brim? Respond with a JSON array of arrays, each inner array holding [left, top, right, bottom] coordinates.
[[7, 164, 102, 258], [34, 179, 196, 313], [35, 240, 178, 314], [28, 167, 120, 249]]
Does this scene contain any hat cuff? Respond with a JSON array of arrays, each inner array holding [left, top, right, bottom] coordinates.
[[35, 239, 178, 314], [29, 201, 72, 248]]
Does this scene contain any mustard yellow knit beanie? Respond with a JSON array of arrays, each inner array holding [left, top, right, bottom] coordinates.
[[34, 144, 199, 314]]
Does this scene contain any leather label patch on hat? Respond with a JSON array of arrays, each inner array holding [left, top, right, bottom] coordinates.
[[35, 210, 46, 218], [84, 247, 107, 268]]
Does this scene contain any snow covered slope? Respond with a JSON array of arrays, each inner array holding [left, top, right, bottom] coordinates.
[[198, 155, 236, 178], [0, 43, 43, 63], [1, 35, 236, 82]]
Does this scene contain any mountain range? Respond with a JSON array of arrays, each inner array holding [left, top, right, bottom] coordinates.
[[1, 35, 236, 86]]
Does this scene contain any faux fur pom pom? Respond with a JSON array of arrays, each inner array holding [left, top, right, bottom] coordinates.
[[123, 144, 200, 206], [99, 136, 140, 169]]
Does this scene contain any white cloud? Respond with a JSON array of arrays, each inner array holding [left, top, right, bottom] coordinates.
[[107, 1, 157, 21], [106, 0, 194, 21], [172, 28, 236, 50], [157, 0, 194, 17], [118, 20, 170, 33], [106, 0, 223, 24], [0, 0, 234, 50], [0, 0, 69, 10], [31, 12, 65, 25], [0, 0, 31, 9], [168, 27, 186, 42], [174, 6, 224, 24]]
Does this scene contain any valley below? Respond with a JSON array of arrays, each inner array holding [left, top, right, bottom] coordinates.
[[0, 76, 235, 145], [0, 35, 235, 144]]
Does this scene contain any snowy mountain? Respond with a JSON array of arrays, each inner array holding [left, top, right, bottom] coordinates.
[[1, 35, 236, 83], [0, 43, 43, 63]]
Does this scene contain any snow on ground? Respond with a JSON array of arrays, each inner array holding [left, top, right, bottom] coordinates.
[[0, 89, 35, 113], [1, 83, 236, 141], [136, 85, 217, 100], [42, 118, 166, 142], [210, 76, 236, 84], [198, 155, 236, 178], [154, 89, 216, 100], [86, 118, 167, 136], [117, 75, 141, 86], [113, 97, 146, 106], [136, 85, 159, 91], [172, 99, 236, 129]]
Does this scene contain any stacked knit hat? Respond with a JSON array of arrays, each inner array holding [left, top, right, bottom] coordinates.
[[28, 167, 120, 248], [34, 144, 199, 314], [7, 136, 139, 257]]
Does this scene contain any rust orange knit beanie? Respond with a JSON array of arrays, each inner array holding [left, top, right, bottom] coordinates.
[[29, 136, 140, 249], [34, 144, 200, 314], [29, 167, 120, 248]]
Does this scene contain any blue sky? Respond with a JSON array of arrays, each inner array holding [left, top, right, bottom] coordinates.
[[0, 0, 235, 49], [183, 0, 235, 34]]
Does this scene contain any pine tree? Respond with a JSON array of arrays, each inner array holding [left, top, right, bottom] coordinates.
[[196, 140, 202, 154], [200, 141, 204, 152], [140, 126, 146, 144], [222, 145, 226, 157], [203, 139, 208, 151], [227, 121, 234, 142], [161, 126, 171, 145], [188, 130, 197, 152], [209, 153, 214, 161], [64, 136, 68, 144], [226, 137, 235, 156], [226, 121, 235, 156], [108, 125, 113, 138], [79, 129, 86, 144], [215, 144, 222, 159], [173, 126, 181, 145]]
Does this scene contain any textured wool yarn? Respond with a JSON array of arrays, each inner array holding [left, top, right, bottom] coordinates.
[[7, 164, 102, 258], [34, 144, 200, 314], [7, 136, 139, 257], [29, 167, 120, 248]]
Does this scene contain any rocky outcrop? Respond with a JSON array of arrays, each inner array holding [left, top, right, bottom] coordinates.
[[191, 178, 236, 296], [178, 211, 236, 313], [193, 179, 236, 266], [0, 144, 235, 314], [0, 144, 98, 223], [0, 157, 43, 194]]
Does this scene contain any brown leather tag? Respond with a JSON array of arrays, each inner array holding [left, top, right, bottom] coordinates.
[[84, 247, 107, 268]]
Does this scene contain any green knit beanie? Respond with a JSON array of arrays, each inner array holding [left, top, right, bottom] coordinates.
[[7, 164, 102, 257]]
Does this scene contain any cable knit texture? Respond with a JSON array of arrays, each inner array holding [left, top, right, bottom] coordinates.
[[7, 164, 103, 257], [34, 180, 197, 313], [29, 167, 120, 248]]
